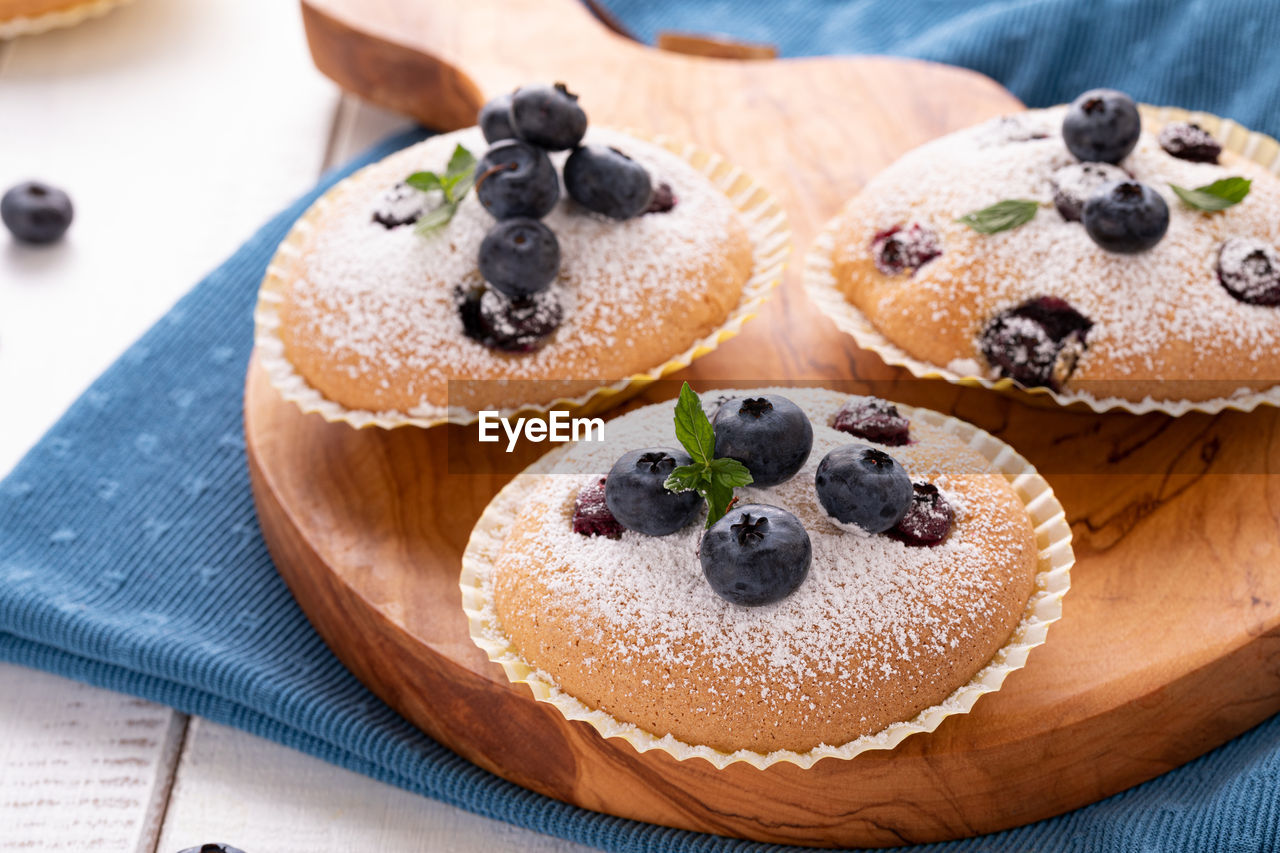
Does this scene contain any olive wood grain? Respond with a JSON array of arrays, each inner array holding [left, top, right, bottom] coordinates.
[[243, 0, 1280, 845]]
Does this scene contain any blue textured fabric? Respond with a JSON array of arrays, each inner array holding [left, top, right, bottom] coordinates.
[[5, 3, 1280, 851], [608, 0, 1280, 138]]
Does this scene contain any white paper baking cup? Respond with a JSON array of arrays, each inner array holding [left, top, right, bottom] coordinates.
[[255, 131, 789, 429], [0, 0, 134, 38], [459, 392, 1074, 770], [804, 105, 1280, 416]]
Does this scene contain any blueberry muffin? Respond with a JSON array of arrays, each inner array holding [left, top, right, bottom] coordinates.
[[817, 89, 1280, 406], [464, 387, 1072, 760], [258, 84, 778, 424]]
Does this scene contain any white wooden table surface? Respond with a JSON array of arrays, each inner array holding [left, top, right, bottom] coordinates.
[[0, 2, 593, 850]]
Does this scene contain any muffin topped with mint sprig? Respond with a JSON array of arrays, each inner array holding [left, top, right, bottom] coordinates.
[[468, 385, 1054, 758], [258, 82, 779, 426], [812, 88, 1280, 409]]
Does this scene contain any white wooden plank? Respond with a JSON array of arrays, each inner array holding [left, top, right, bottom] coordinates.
[[0, 662, 186, 853], [0, 0, 337, 477], [155, 719, 595, 853]]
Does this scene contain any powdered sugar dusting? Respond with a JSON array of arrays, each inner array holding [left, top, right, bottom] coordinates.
[[482, 388, 1033, 729], [286, 128, 740, 387], [850, 107, 1280, 379]]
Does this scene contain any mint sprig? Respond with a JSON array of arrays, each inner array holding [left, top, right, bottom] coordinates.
[[663, 383, 753, 527], [956, 199, 1040, 234], [405, 144, 478, 234], [1170, 177, 1251, 212]]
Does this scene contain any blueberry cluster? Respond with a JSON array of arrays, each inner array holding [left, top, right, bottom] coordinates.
[[570, 394, 954, 608], [1059, 89, 1170, 254], [464, 84, 583, 351], [465, 83, 672, 352]]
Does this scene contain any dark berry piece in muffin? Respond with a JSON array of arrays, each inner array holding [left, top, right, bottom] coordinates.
[[474, 140, 561, 220], [1082, 181, 1169, 253], [371, 182, 427, 228], [700, 504, 812, 606], [478, 217, 560, 300], [644, 182, 677, 214], [459, 286, 563, 352], [1158, 122, 1221, 164], [572, 477, 624, 539], [1, 181, 74, 244], [871, 223, 941, 276], [1217, 238, 1280, 306], [980, 296, 1093, 391], [832, 397, 910, 446], [890, 483, 955, 546], [1050, 162, 1128, 222], [509, 82, 588, 151], [1062, 89, 1141, 164], [564, 145, 653, 220]]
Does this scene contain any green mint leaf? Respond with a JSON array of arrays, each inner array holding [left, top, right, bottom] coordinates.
[[1170, 177, 1252, 212], [704, 480, 737, 528], [956, 199, 1039, 234], [413, 201, 458, 235], [404, 171, 442, 193], [402, 145, 478, 230], [442, 169, 477, 205], [672, 382, 716, 466], [708, 456, 753, 488], [666, 383, 754, 527], [663, 464, 709, 494], [445, 144, 477, 180]]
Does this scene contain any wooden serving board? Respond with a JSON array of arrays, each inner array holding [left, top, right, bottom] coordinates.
[[244, 0, 1280, 846]]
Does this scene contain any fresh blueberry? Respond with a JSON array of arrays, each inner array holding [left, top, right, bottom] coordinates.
[[1082, 181, 1169, 253], [509, 82, 588, 151], [478, 92, 516, 143], [177, 845, 247, 853], [871, 223, 941, 276], [1158, 121, 1221, 164], [371, 182, 426, 228], [2, 181, 73, 244], [1049, 162, 1128, 222], [711, 395, 812, 488], [474, 140, 560, 220], [478, 218, 560, 299], [1217, 238, 1280, 306], [814, 444, 912, 534], [604, 448, 703, 536], [832, 396, 910, 446], [699, 504, 811, 606], [889, 483, 954, 547], [459, 286, 562, 352], [644, 182, 677, 214], [979, 296, 1092, 390], [563, 145, 653, 220], [1062, 89, 1141, 164], [572, 476, 624, 539]]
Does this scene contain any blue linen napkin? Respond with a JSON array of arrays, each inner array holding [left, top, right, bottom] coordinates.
[[609, 0, 1280, 135], [5, 3, 1280, 851]]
